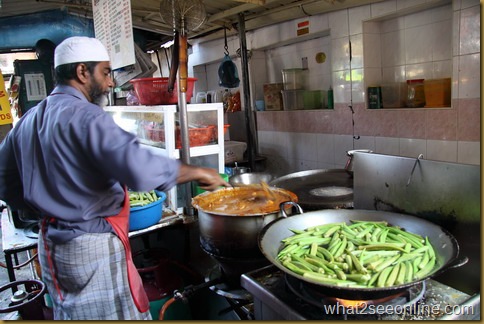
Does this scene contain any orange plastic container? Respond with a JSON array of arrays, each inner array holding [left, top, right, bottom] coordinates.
[[146, 126, 213, 148], [424, 78, 451, 107], [130, 77, 197, 105]]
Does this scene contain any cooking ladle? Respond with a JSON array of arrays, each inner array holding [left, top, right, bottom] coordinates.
[[260, 181, 277, 201]]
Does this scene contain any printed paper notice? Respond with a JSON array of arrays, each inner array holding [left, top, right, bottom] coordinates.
[[24, 73, 48, 101], [92, 0, 135, 70]]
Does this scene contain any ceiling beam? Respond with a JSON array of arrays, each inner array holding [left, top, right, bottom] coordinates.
[[231, 0, 266, 4]]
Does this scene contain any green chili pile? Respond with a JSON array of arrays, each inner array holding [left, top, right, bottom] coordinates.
[[277, 220, 437, 288]]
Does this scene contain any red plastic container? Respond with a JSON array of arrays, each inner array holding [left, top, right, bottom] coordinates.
[[130, 77, 197, 105], [146, 126, 213, 148]]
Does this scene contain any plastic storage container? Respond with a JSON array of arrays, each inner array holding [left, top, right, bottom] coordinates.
[[130, 77, 197, 105], [281, 89, 305, 110], [224, 141, 247, 163], [282, 68, 307, 90], [303, 90, 325, 109], [424, 78, 451, 107], [406, 79, 426, 108], [381, 82, 407, 108]]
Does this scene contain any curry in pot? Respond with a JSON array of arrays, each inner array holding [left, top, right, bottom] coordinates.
[[192, 186, 297, 215]]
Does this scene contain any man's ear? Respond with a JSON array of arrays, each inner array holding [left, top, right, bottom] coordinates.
[[76, 63, 90, 84]]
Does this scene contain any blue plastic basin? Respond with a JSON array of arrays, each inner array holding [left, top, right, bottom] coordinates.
[[129, 191, 166, 231]]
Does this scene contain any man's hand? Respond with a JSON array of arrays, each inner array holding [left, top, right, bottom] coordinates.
[[196, 167, 231, 191], [177, 164, 231, 191]]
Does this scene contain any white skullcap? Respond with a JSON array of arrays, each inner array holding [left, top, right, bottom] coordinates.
[[54, 36, 110, 68]]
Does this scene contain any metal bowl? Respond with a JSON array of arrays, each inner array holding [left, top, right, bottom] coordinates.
[[229, 172, 274, 186]]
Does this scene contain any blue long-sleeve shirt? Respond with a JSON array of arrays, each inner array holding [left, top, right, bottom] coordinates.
[[0, 85, 180, 243]]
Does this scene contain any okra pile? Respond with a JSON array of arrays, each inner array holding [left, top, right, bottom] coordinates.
[[129, 190, 161, 207], [277, 220, 437, 288]]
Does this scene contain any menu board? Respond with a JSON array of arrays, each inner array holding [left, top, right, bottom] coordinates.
[[92, 0, 135, 70]]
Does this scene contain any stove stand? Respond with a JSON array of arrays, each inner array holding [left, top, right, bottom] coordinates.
[[241, 265, 480, 320]]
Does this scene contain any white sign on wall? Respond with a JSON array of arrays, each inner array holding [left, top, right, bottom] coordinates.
[[92, 0, 135, 70]]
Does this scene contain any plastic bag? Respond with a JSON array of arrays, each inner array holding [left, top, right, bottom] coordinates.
[[126, 90, 140, 106], [218, 54, 240, 88]]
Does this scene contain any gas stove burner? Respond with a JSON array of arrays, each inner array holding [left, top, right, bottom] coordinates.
[[285, 274, 426, 313], [309, 186, 353, 197], [206, 265, 252, 300]]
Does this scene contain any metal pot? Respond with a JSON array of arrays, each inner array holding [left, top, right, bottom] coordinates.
[[259, 208, 468, 300], [192, 187, 298, 259], [229, 172, 273, 187]]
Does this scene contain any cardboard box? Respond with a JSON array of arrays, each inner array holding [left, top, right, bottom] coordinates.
[[424, 78, 451, 108], [263, 83, 284, 110], [224, 141, 247, 163]]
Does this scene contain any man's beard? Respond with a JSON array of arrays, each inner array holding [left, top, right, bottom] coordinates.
[[89, 78, 110, 108]]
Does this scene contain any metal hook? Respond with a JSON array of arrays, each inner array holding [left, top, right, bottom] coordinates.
[[406, 154, 424, 186]]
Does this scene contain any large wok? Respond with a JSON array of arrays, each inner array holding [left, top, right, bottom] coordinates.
[[269, 169, 353, 210], [258, 207, 468, 300]]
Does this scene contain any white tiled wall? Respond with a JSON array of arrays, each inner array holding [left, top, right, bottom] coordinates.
[[184, 0, 480, 174]]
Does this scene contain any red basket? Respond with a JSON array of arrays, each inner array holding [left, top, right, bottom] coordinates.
[[129, 77, 197, 105]]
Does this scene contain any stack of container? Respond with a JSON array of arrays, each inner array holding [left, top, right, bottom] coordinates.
[[280, 69, 326, 110]]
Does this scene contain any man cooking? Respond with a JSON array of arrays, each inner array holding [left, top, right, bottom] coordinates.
[[0, 36, 230, 320]]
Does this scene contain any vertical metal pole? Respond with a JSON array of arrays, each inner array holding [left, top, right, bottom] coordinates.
[[237, 13, 256, 171], [178, 30, 194, 216]]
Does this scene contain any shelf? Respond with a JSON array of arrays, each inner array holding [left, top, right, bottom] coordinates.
[[106, 103, 225, 213]]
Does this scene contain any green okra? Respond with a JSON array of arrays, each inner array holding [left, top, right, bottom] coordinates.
[[385, 262, 400, 287], [368, 271, 380, 287], [317, 247, 334, 262], [355, 224, 374, 239], [277, 243, 300, 258], [376, 266, 394, 288], [283, 260, 307, 275], [309, 242, 318, 256], [333, 236, 347, 258], [414, 256, 436, 279], [278, 219, 438, 289], [418, 251, 430, 269], [358, 242, 407, 252], [413, 256, 422, 273], [345, 273, 371, 284], [379, 228, 389, 243], [396, 233, 424, 248], [346, 249, 367, 274], [425, 237, 435, 259], [323, 224, 342, 238], [405, 261, 414, 284], [395, 261, 406, 285], [345, 254, 353, 272], [302, 272, 357, 286], [296, 236, 331, 246], [282, 230, 315, 243], [374, 255, 401, 272]]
